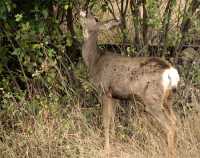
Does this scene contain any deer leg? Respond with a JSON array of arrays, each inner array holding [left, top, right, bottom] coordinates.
[[102, 94, 114, 154], [167, 124, 176, 158], [163, 93, 177, 127], [110, 99, 118, 137], [145, 104, 176, 158], [164, 95, 177, 158]]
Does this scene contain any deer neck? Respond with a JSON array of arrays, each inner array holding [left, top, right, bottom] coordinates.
[[82, 31, 100, 69]]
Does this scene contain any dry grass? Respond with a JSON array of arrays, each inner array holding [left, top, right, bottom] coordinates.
[[1, 51, 200, 157], [0, 94, 200, 158]]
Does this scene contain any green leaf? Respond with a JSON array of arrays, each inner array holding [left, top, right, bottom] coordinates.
[[42, 9, 48, 19], [21, 22, 30, 32], [15, 13, 23, 22], [48, 48, 56, 58], [64, 4, 69, 10]]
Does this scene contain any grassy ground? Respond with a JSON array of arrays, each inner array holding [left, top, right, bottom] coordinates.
[[1, 51, 200, 158], [0, 87, 200, 158]]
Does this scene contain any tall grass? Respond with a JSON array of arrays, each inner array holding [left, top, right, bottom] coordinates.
[[1, 54, 200, 158], [0, 85, 200, 158]]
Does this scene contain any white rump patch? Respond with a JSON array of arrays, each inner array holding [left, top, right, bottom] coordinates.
[[162, 67, 180, 91]]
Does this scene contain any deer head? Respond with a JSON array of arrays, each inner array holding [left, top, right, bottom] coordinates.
[[80, 10, 121, 39], [80, 10, 121, 68]]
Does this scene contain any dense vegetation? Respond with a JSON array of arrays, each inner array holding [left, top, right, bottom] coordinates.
[[0, 0, 200, 157]]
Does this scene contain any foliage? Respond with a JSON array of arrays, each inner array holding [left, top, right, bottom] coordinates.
[[0, 0, 199, 121], [0, 0, 200, 157], [0, 0, 199, 92], [1, 0, 68, 94]]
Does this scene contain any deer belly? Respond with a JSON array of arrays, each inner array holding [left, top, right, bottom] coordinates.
[[110, 76, 155, 99], [110, 78, 133, 99]]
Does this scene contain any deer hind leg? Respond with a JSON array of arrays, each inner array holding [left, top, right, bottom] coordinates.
[[163, 92, 177, 158], [145, 103, 176, 158], [163, 90, 177, 127], [102, 94, 114, 154]]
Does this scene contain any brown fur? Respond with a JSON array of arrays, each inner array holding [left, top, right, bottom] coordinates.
[[140, 57, 171, 67], [80, 11, 177, 158]]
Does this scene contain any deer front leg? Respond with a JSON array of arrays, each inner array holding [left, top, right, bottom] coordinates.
[[102, 94, 114, 155], [110, 99, 118, 137]]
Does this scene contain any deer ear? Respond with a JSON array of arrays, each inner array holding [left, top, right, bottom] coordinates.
[[99, 19, 121, 31]]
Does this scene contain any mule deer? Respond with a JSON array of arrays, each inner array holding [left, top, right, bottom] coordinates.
[[80, 10, 180, 158]]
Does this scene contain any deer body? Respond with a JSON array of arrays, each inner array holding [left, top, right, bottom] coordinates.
[[91, 55, 172, 99], [80, 11, 179, 158]]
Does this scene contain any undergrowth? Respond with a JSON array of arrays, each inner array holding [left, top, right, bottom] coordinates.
[[0, 61, 200, 158]]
